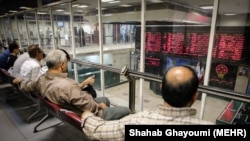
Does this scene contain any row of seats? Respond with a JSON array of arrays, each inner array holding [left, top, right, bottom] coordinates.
[[0, 68, 82, 133]]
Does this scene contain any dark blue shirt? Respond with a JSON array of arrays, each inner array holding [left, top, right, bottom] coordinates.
[[0, 49, 10, 70]]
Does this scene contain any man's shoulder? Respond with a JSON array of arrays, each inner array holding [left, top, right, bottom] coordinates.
[[22, 59, 40, 67]]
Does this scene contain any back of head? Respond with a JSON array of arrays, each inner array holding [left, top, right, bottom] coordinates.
[[161, 65, 199, 107], [27, 44, 43, 58], [58, 48, 71, 61], [8, 42, 19, 53], [45, 49, 67, 69]]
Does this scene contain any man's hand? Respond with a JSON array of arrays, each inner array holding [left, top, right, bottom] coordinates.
[[85, 75, 95, 86], [98, 103, 108, 110], [13, 77, 23, 84], [81, 110, 91, 119], [78, 75, 95, 88]]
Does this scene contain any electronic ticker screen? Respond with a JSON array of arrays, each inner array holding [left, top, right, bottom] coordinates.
[[145, 32, 162, 52], [145, 53, 162, 76], [213, 34, 244, 60], [144, 29, 245, 61]]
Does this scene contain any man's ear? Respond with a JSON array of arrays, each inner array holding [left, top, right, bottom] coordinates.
[[193, 92, 199, 102], [187, 92, 199, 107], [62, 61, 66, 68]]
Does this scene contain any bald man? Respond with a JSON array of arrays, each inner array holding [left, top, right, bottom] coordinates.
[[80, 65, 214, 141]]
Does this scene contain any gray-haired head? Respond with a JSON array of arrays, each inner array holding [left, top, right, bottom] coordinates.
[[45, 49, 67, 69]]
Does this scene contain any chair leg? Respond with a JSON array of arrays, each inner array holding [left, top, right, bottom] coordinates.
[[26, 104, 42, 123], [33, 108, 62, 133], [33, 108, 49, 133]]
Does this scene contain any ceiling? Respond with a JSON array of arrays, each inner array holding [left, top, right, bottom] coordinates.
[[0, 0, 249, 17], [0, 0, 37, 16]]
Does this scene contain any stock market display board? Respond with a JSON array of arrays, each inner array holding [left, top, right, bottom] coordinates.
[[136, 25, 250, 94], [143, 28, 245, 61]]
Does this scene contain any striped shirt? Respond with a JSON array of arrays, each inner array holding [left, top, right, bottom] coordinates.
[[82, 105, 214, 141]]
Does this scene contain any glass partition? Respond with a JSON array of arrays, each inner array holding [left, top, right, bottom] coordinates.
[[208, 0, 250, 124], [51, 2, 71, 49], [26, 11, 39, 46], [71, 0, 98, 48], [3, 16, 13, 45], [16, 13, 28, 48], [212, 0, 250, 92], [132, 0, 213, 111], [0, 18, 5, 48], [9, 15, 18, 43], [37, 7, 53, 50]]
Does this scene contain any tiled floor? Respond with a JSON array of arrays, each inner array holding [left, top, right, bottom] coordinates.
[[0, 79, 230, 141]]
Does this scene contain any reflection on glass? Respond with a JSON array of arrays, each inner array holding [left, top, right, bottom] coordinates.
[[26, 11, 39, 45], [37, 8, 52, 50], [52, 2, 71, 49]]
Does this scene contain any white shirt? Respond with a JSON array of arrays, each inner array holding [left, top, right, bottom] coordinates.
[[38, 65, 48, 77], [20, 58, 41, 81], [12, 52, 30, 77]]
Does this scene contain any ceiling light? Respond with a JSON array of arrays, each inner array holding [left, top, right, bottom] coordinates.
[[37, 12, 47, 14], [72, 4, 79, 7], [78, 5, 88, 8], [109, 1, 120, 4], [224, 13, 236, 16], [149, 0, 164, 3], [200, 5, 213, 10], [56, 9, 65, 12], [96, 8, 107, 10], [72, 4, 88, 8], [102, 0, 114, 2], [9, 10, 18, 13], [120, 4, 132, 7], [19, 6, 31, 10], [104, 14, 113, 16]]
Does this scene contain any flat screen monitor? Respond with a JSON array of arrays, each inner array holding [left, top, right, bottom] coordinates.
[[57, 21, 64, 27]]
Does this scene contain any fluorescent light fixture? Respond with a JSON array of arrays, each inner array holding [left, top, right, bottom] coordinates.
[[19, 6, 31, 10], [9, 10, 18, 13], [149, 0, 164, 3], [104, 14, 113, 16], [109, 1, 120, 4], [56, 9, 65, 12], [102, 0, 114, 2], [72, 4, 88, 8], [72, 4, 79, 7], [78, 5, 88, 8], [96, 7, 107, 10], [120, 4, 132, 7], [37, 12, 47, 14], [224, 13, 236, 16], [200, 5, 213, 10]]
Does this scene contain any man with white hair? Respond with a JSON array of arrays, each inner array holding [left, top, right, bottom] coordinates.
[[13, 49, 130, 120]]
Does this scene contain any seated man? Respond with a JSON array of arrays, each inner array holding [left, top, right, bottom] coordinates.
[[20, 44, 44, 80], [80, 65, 214, 141], [5, 42, 20, 71], [12, 46, 30, 77], [13, 49, 130, 120], [39, 48, 96, 98]]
